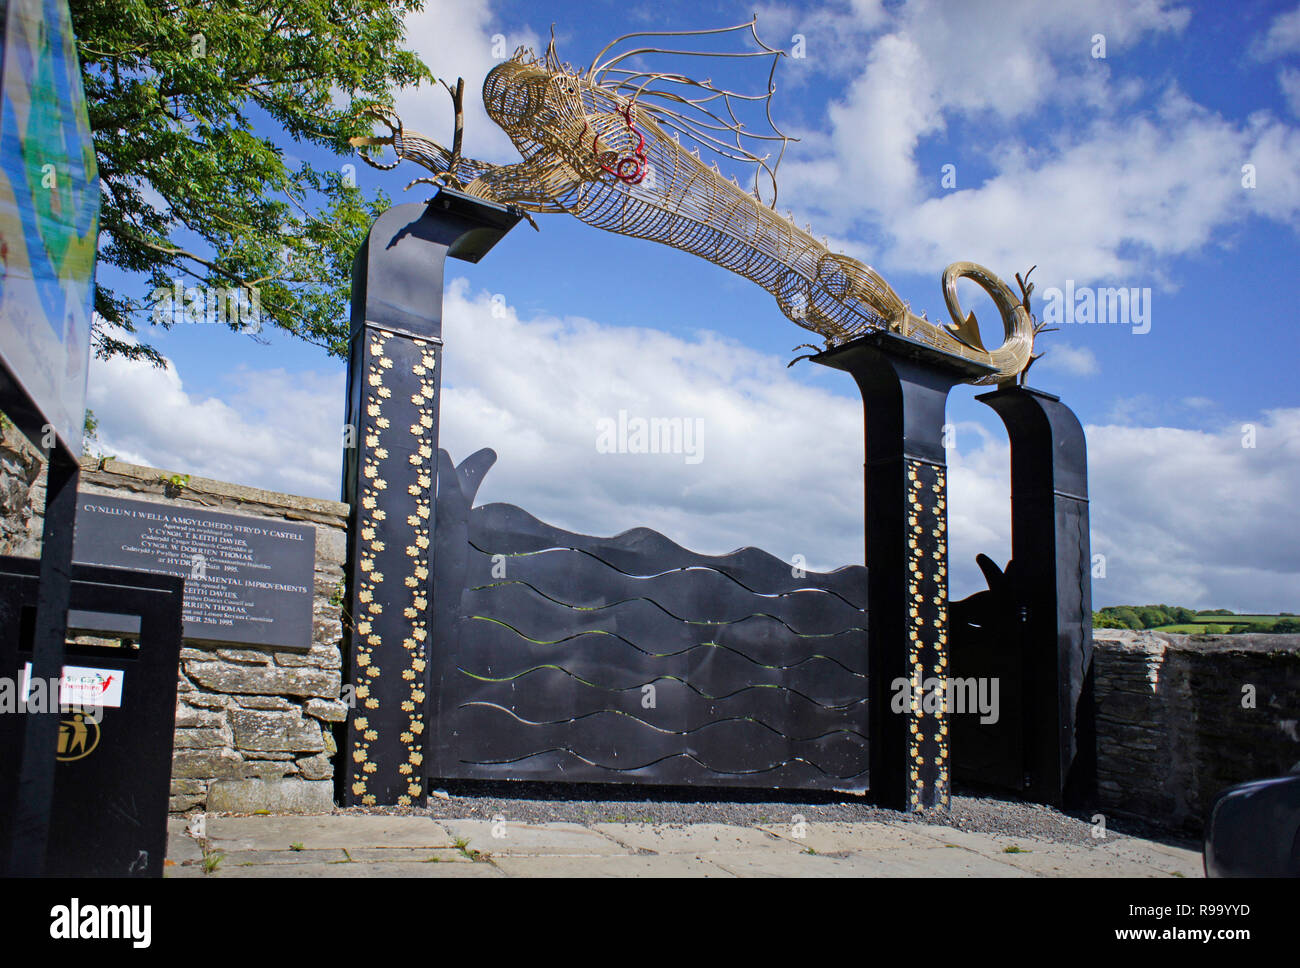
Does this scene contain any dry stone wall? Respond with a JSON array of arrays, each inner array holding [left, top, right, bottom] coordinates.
[[1093, 629, 1300, 835], [0, 419, 43, 557]]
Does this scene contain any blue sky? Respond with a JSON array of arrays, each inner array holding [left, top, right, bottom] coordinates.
[[88, 0, 1300, 611]]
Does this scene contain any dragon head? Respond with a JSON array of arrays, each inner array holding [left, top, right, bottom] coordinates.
[[484, 43, 652, 188]]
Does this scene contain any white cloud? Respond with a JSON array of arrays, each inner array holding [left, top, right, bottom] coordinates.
[[882, 90, 1300, 287], [765, 0, 1300, 296], [1281, 68, 1300, 118], [86, 287, 1300, 612], [780, 0, 1191, 221], [1087, 409, 1300, 610], [1243, 114, 1300, 223], [87, 337, 344, 500], [750, 2, 890, 91], [1255, 4, 1300, 59], [395, 0, 541, 163], [435, 280, 868, 575], [1039, 343, 1099, 376]]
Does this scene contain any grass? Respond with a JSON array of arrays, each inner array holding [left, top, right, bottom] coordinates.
[[1002, 845, 1029, 854], [289, 842, 304, 851], [1122, 613, 1293, 636], [453, 837, 489, 862], [201, 848, 224, 874], [1152, 619, 1278, 635], [1188, 614, 1281, 625]]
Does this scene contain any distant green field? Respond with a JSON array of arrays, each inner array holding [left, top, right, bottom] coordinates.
[[1187, 614, 1280, 625], [1096, 606, 1296, 635]]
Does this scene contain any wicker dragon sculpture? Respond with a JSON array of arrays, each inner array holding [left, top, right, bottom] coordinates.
[[352, 20, 1039, 386]]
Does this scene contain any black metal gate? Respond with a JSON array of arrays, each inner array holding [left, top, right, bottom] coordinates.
[[949, 554, 1027, 792], [427, 449, 870, 792]]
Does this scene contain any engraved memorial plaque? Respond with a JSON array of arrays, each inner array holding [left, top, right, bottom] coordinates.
[[72, 494, 315, 649]]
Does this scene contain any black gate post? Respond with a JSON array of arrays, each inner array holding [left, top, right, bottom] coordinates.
[[975, 386, 1094, 807], [4, 448, 78, 874], [813, 332, 994, 812], [340, 190, 520, 807]]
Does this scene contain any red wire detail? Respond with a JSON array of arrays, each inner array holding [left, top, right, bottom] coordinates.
[[588, 105, 647, 185]]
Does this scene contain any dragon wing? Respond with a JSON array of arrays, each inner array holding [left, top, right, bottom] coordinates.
[[582, 18, 796, 208]]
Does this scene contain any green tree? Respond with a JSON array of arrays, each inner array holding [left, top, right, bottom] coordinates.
[[1109, 606, 1141, 630], [73, 0, 433, 363], [1092, 611, 1126, 629], [1135, 605, 1167, 629]]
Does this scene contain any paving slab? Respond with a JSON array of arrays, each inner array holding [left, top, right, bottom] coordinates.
[[159, 814, 1205, 877], [166, 819, 203, 864], [756, 820, 942, 853], [438, 819, 630, 856], [593, 822, 793, 854], [213, 848, 352, 866], [1091, 836, 1203, 876], [203, 815, 454, 850], [166, 860, 503, 878], [905, 824, 1202, 877], [707, 845, 1030, 878], [490, 854, 732, 877], [340, 847, 473, 864]]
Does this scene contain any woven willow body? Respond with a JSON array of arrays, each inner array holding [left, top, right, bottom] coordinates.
[[355, 30, 1034, 385]]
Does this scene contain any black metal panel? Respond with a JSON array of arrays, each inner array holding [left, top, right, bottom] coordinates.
[[949, 554, 1027, 791], [975, 386, 1094, 807], [340, 330, 442, 808], [461, 573, 865, 637], [0, 556, 183, 876], [429, 449, 870, 792]]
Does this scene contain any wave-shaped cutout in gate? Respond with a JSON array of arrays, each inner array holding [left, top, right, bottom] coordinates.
[[455, 661, 870, 710], [459, 701, 869, 744], [467, 540, 868, 612], [462, 609, 867, 676]]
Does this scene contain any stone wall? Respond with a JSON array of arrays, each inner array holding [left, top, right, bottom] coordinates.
[[4, 446, 349, 815], [1093, 629, 1300, 835], [0, 418, 43, 557]]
